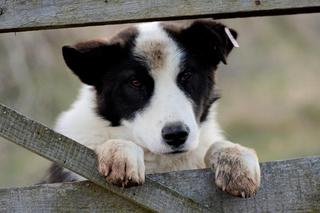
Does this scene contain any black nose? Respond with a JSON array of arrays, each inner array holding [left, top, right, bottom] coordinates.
[[161, 122, 190, 148]]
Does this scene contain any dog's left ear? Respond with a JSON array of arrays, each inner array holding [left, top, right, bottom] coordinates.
[[180, 20, 238, 65], [62, 40, 111, 86]]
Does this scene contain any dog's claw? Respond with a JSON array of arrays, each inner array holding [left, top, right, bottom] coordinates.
[[241, 191, 246, 198]]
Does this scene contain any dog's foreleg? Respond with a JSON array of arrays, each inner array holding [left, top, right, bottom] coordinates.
[[204, 141, 260, 197], [95, 139, 145, 187]]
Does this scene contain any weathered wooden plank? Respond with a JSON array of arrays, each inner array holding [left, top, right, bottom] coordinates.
[[0, 182, 149, 213], [0, 157, 319, 212], [1, 0, 320, 33], [150, 157, 320, 213], [0, 104, 210, 212]]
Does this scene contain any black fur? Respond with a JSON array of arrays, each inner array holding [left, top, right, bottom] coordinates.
[[41, 163, 78, 184], [164, 20, 237, 122], [96, 57, 154, 126], [62, 28, 155, 126]]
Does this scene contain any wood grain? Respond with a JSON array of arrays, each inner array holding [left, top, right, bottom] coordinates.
[[0, 103, 210, 212], [0, 0, 320, 33], [0, 182, 149, 213], [150, 157, 320, 212]]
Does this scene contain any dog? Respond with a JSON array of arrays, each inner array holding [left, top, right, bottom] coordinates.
[[46, 20, 260, 198]]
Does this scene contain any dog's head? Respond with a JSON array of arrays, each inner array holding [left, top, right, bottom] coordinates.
[[62, 20, 237, 154]]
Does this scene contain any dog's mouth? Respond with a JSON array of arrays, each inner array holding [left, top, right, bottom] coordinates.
[[164, 150, 187, 155]]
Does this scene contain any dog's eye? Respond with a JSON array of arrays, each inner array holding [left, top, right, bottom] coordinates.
[[180, 71, 192, 82], [130, 78, 142, 88]]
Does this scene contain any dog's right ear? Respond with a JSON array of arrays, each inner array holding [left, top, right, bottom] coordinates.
[[179, 20, 238, 65], [62, 40, 116, 86]]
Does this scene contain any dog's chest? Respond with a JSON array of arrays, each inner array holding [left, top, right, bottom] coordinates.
[[143, 149, 206, 174]]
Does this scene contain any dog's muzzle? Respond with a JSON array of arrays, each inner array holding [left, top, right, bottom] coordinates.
[[161, 122, 189, 149]]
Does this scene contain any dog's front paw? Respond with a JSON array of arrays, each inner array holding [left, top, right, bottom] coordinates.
[[95, 139, 145, 187], [205, 142, 260, 198]]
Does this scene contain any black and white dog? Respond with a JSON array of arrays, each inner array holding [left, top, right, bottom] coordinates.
[[48, 20, 260, 197]]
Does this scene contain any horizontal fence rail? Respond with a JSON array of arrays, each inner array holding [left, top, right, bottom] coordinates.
[[0, 104, 320, 212], [0, 0, 320, 33]]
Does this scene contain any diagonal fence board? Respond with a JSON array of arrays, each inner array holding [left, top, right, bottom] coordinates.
[[0, 103, 210, 212], [0, 0, 320, 33], [0, 158, 319, 212]]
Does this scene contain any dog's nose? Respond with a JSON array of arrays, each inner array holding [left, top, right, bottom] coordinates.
[[161, 122, 190, 147]]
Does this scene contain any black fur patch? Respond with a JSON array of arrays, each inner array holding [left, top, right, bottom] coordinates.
[[63, 27, 155, 126], [163, 20, 237, 122], [96, 57, 154, 126], [40, 163, 78, 184]]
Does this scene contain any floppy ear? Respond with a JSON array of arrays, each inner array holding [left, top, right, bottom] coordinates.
[[181, 20, 238, 65], [62, 40, 115, 86]]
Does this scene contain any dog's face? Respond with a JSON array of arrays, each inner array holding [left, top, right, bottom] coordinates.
[[62, 20, 237, 154]]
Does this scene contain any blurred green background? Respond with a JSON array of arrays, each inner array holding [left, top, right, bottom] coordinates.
[[1, 15, 320, 188]]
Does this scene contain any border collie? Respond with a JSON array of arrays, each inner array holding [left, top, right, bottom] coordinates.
[[47, 20, 260, 197]]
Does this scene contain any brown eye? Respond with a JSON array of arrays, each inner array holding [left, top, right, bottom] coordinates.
[[180, 71, 192, 81], [131, 79, 142, 88]]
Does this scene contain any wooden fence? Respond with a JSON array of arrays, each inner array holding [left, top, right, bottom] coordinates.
[[0, 1, 320, 212]]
